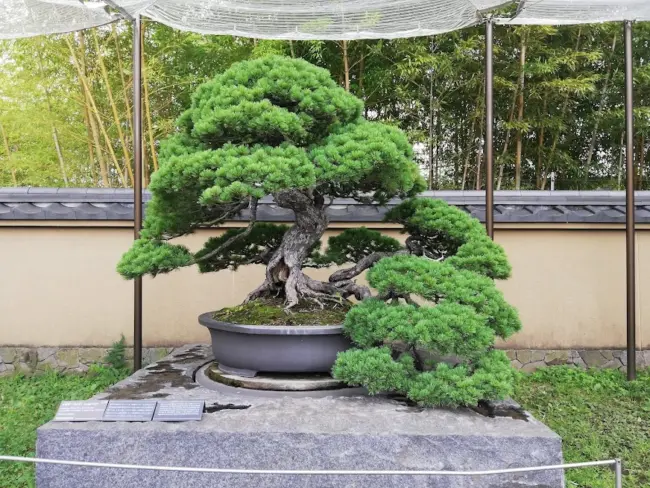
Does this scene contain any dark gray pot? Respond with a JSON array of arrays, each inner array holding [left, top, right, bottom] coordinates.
[[199, 312, 351, 378]]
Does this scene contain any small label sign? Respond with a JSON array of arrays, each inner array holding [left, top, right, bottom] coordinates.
[[53, 401, 108, 422], [153, 400, 204, 422], [102, 400, 157, 422]]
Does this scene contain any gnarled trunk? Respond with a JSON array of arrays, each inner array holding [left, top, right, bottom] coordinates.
[[245, 190, 377, 308], [246, 190, 329, 308]]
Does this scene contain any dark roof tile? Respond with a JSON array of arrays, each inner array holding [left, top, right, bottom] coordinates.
[[2, 188, 650, 224]]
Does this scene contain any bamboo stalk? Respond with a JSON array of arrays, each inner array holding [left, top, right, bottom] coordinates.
[[141, 21, 158, 180], [36, 44, 69, 185], [617, 131, 625, 190], [93, 30, 134, 186], [497, 87, 518, 190], [0, 121, 17, 186], [342, 41, 350, 92], [77, 32, 101, 183], [66, 36, 128, 188], [536, 95, 547, 189], [545, 27, 583, 190], [77, 32, 109, 186], [515, 31, 527, 190], [584, 33, 618, 183]]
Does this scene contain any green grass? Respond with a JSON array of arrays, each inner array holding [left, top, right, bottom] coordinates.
[[515, 366, 650, 487], [0, 365, 648, 487], [0, 366, 128, 488]]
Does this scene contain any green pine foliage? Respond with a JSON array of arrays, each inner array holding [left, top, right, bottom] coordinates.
[[117, 56, 423, 280], [333, 198, 521, 407], [319, 227, 402, 265]]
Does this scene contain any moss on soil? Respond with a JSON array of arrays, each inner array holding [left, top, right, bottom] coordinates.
[[213, 298, 351, 325]]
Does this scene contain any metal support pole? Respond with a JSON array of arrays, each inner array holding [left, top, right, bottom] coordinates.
[[624, 20, 636, 381], [133, 15, 143, 371], [615, 459, 623, 488], [485, 18, 494, 239]]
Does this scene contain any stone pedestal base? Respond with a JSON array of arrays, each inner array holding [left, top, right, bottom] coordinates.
[[37, 345, 563, 488]]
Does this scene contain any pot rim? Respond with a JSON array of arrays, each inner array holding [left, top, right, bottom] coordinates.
[[199, 312, 345, 336]]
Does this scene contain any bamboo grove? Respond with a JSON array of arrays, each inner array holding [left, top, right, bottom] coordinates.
[[0, 20, 649, 190]]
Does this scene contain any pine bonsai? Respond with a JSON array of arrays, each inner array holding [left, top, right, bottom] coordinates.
[[117, 55, 424, 306], [117, 56, 521, 406]]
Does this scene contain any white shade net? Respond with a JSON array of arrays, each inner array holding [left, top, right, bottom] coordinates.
[[113, 0, 512, 40], [0, 0, 119, 39], [503, 0, 650, 25]]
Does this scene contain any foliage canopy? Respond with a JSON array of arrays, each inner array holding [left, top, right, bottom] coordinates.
[[115, 55, 519, 407]]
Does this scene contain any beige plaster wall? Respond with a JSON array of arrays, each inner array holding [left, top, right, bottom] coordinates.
[[0, 224, 647, 349]]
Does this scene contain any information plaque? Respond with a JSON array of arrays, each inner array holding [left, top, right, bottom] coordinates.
[[153, 400, 205, 422], [53, 400, 108, 422], [102, 400, 157, 422]]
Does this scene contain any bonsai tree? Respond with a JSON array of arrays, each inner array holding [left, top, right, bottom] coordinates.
[[118, 56, 521, 406], [117, 55, 424, 307], [332, 198, 522, 407]]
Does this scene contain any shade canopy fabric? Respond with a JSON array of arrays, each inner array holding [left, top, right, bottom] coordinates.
[[113, 0, 512, 40], [4, 0, 650, 40], [503, 0, 650, 25], [0, 0, 119, 39]]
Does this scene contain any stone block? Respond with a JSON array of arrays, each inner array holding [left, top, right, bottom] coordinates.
[[579, 350, 608, 368], [521, 361, 547, 372], [55, 349, 79, 368], [516, 350, 545, 364], [571, 357, 587, 369], [37, 345, 564, 488], [510, 359, 522, 369], [634, 352, 644, 368], [602, 359, 623, 370], [79, 348, 108, 365], [544, 350, 570, 365], [37, 348, 58, 361], [0, 347, 17, 364], [601, 350, 614, 360], [515, 350, 533, 364], [504, 350, 517, 361], [612, 350, 627, 366], [22, 348, 39, 370]]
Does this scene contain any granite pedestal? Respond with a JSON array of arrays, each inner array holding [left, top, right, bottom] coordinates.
[[37, 345, 564, 488]]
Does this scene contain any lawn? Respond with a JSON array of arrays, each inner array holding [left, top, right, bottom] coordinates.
[[0, 366, 648, 488], [0, 367, 128, 488], [515, 366, 650, 487]]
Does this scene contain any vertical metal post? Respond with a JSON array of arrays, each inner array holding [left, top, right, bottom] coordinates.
[[624, 20, 636, 381], [485, 18, 494, 239], [615, 459, 623, 488], [133, 15, 143, 371]]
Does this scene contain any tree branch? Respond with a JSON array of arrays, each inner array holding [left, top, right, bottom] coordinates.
[[328, 250, 407, 282], [202, 200, 250, 227], [194, 198, 258, 264]]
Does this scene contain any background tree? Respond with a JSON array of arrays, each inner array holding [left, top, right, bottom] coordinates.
[[1, 20, 649, 190]]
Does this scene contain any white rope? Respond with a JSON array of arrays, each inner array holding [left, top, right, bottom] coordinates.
[[0, 455, 617, 476]]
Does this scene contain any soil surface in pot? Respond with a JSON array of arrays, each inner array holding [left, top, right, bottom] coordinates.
[[212, 298, 351, 326]]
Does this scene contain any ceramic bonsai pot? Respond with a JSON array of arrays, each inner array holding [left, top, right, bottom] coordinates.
[[199, 312, 351, 378]]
